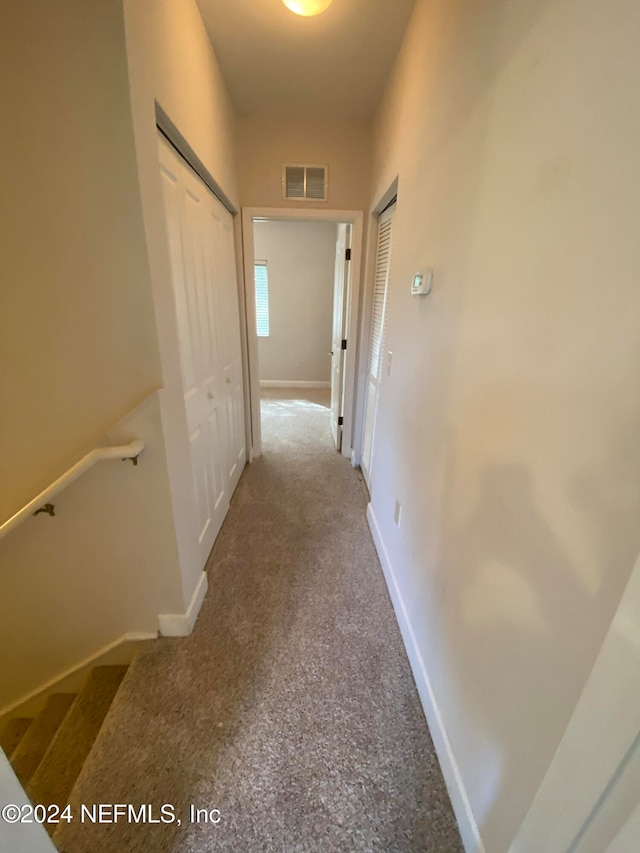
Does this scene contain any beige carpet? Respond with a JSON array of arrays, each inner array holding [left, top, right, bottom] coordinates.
[[56, 388, 463, 852]]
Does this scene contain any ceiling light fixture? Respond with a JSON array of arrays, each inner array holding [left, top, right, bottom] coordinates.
[[282, 0, 333, 17]]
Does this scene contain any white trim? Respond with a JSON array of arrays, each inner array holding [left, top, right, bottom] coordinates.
[[0, 631, 157, 719], [260, 380, 331, 389], [353, 179, 399, 469], [366, 503, 485, 853], [158, 570, 208, 637], [509, 551, 640, 852], [242, 207, 364, 463], [242, 210, 263, 461], [373, 178, 399, 217], [359, 203, 396, 492], [608, 804, 640, 853], [343, 214, 364, 460], [156, 104, 237, 215], [0, 439, 145, 541], [0, 753, 58, 851]]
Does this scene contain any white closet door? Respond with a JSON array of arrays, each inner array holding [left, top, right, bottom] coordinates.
[[361, 205, 394, 490], [158, 134, 245, 568]]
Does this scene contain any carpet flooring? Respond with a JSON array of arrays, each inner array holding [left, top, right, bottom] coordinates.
[[56, 389, 463, 852]]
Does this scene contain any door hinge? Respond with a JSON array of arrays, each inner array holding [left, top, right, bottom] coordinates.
[[341, 339, 347, 350], [345, 248, 351, 261], [338, 416, 344, 426]]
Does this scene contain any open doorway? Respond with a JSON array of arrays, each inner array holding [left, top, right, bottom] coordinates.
[[242, 209, 363, 463], [252, 219, 350, 451]]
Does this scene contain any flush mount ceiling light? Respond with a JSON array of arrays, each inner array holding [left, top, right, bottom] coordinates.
[[282, 0, 333, 16]]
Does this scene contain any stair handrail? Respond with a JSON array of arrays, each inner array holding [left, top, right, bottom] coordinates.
[[0, 439, 145, 542]]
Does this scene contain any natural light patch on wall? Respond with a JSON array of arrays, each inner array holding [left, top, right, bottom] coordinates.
[[462, 560, 547, 634]]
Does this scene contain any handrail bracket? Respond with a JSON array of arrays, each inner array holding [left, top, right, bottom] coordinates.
[[1, 438, 146, 540], [33, 503, 56, 518]]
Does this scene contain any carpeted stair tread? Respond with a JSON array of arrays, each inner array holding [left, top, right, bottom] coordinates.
[[27, 666, 128, 811], [11, 694, 76, 787], [0, 717, 32, 759]]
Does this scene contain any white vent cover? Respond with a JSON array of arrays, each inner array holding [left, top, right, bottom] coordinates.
[[283, 164, 328, 201]]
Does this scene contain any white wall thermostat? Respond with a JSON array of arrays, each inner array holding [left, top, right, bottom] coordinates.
[[411, 271, 433, 296]]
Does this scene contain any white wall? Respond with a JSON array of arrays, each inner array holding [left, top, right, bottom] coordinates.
[[0, 0, 246, 714], [0, 754, 56, 851], [238, 118, 371, 211], [0, 1, 183, 710], [0, 394, 183, 710], [0, 0, 163, 521], [254, 221, 336, 384], [365, 0, 640, 851]]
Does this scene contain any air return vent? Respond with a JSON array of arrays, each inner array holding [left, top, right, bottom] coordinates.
[[283, 164, 328, 201]]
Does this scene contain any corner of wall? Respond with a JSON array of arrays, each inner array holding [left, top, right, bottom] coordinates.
[[158, 571, 209, 637]]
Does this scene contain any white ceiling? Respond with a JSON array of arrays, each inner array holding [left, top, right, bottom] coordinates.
[[195, 0, 417, 120]]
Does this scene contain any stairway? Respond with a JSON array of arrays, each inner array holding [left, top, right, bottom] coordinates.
[[0, 665, 128, 842]]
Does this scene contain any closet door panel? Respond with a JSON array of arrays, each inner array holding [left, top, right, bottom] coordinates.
[[158, 134, 246, 568]]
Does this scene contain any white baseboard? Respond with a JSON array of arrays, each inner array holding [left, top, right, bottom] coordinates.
[[260, 380, 331, 389], [158, 570, 208, 637], [366, 504, 485, 853], [0, 630, 157, 720]]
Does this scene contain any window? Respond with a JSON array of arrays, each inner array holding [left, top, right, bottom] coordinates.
[[254, 261, 270, 337]]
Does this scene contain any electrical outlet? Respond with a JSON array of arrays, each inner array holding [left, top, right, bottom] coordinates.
[[386, 351, 393, 377], [394, 500, 402, 527]]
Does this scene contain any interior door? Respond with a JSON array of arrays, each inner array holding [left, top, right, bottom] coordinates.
[[330, 224, 351, 450], [361, 205, 394, 490], [158, 134, 244, 568], [216, 205, 246, 495]]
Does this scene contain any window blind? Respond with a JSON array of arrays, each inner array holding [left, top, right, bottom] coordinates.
[[254, 261, 270, 337]]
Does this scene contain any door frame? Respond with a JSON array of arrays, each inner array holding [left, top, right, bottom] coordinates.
[[330, 223, 351, 452], [241, 207, 364, 462], [352, 178, 398, 471], [129, 97, 251, 622], [359, 202, 396, 492]]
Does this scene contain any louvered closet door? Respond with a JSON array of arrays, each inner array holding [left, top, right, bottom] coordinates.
[[361, 205, 395, 490], [158, 134, 245, 569]]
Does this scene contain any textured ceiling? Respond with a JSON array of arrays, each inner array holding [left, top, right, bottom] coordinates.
[[195, 0, 417, 120]]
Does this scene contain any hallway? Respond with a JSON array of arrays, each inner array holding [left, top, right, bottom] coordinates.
[[54, 390, 462, 852]]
